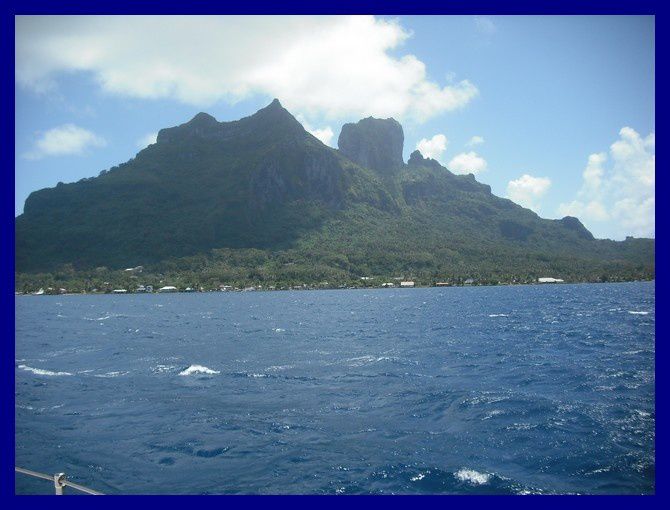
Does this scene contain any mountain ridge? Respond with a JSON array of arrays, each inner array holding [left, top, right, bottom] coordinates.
[[15, 99, 654, 286]]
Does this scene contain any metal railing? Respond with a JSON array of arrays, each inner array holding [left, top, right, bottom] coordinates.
[[15, 466, 104, 495]]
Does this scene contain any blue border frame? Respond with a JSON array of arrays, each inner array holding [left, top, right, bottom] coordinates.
[[2, 1, 662, 507], [4, 1, 663, 15]]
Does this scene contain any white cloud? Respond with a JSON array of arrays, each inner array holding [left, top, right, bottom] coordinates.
[[448, 151, 488, 175], [558, 199, 609, 222], [557, 127, 655, 239], [16, 15, 478, 123], [474, 16, 497, 35], [466, 135, 484, 147], [506, 174, 551, 212], [308, 126, 335, 146], [296, 114, 335, 146], [24, 124, 106, 160], [582, 152, 607, 194], [137, 131, 158, 148], [416, 134, 448, 161], [557, 152, 610, 221]]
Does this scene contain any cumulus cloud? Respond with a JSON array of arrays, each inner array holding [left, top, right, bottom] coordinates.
[[308, 126, 335, 146], [416, 134, 448, 161], [506, 174, 552, 213], [448, 151, 488, 175], [137, 131, 158, 148], [466, 135, 484, 147], [557, 152, 610, 222], [558, 199, 610, 222], [16, 15, 479, 122], [296, 114, 335, 146], [24, 124, 106, 160], [557, 127, 654, 239]]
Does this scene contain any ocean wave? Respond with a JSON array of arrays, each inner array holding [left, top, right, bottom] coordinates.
[[505, 422, 538, 431], [266, 365, 294, 372], [584, 466, 612, 476], [488, 314, 509, 318], [18, 364, 72, 376], [151, 364, 177, 374], [516, 487, 546, 495], [621, 349, 643, 355], [84, 315, 111, 321], [454, 468, 492, 485], [232, 371, 269, 378], [179, 365, 220, 376], [482, 409, 505, 420], [346, 355, 400, 367], [628, 311, 650, 315], [93, 371, 128, 378], [462, 393, 510, 406]]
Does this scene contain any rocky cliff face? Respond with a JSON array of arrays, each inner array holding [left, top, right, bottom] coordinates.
[[338, 117, 404, 175], [249, 146, 347, 212]]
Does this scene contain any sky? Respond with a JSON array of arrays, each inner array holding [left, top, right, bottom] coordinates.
[[14, 15, 655, 240]]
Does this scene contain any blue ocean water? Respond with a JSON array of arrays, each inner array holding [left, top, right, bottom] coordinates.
[[15, 282, 655, 495]]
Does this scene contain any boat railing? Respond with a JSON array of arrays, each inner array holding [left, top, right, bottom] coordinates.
[[15, 466, 104, 495]]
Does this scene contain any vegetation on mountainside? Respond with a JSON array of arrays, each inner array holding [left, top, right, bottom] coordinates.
[[15, 100, 654, 291]]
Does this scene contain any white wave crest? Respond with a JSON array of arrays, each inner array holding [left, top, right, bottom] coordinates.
[[454, 468, 491, 485], [346, 355, 400, 367], [488, 314, 509, 318], [18, 364, 72, 377], [266, 365, 293, 372], [151, 364, 176, 374], [179, 365, 220, 376], [628, 311, 650, 315], [84, 315, 111, 321], [93, 371, 128, 378]]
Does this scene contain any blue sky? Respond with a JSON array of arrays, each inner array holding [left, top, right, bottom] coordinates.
[[15, 15, 655, 240]]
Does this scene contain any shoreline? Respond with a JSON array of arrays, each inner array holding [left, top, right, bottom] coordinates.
[[15, 279, 655, 297]]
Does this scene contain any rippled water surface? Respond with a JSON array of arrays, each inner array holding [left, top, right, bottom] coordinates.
[[15, 282, 655, 494]]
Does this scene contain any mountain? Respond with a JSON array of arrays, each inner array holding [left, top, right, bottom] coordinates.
[[15, 100, 654, 286]]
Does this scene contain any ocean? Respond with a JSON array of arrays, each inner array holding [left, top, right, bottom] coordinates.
[[15, 282, 655, 494]]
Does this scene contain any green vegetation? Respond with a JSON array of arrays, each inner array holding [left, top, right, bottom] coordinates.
[[15, 100, 654, 292]]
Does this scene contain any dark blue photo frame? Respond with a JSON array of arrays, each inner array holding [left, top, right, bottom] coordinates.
[[1, 1, 662, 507]]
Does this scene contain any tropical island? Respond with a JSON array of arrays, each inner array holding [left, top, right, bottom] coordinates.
[[15, 100, 654, 294]]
